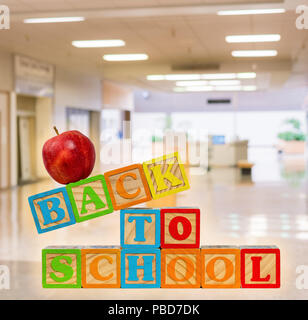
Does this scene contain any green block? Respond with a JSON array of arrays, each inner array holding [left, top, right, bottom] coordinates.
[[42, 247, 82, 288], [66, 174, 114, 223]]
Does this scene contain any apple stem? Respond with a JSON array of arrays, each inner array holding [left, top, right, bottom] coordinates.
[[53, 126, 60, 136]]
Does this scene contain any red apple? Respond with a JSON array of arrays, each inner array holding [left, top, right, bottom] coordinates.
[[42, 128, 96, 184]]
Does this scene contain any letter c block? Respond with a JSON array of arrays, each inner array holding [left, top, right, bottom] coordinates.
[[104, 164, 152, 210], [160, 208, 200, 248], [42, 247, 81, 288], [81, 246, 121, 288], [28, 187, 76, 234]]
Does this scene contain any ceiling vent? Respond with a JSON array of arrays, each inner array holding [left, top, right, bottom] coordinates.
[[171, 63, 220, 71], [207, 99, 231, 104]]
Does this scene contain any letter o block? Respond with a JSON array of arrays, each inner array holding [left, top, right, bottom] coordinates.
[[81, 246, 121, 288], [161, 249, 201, 288], [104, 164, 151, 210], [201, 246, 241, 288], [42, 247, 81, 288], [241, 246, 280, 288], [161, 208, 200, 248]]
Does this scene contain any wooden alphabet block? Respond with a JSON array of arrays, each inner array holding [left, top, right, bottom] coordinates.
[[81, 246, 121, 288], [121, 248, 161, 288], [28, 187, 76, 234], [161, 249, 201, 288], [240, 246, 280, 288], [42, 246, 81, 288], [66, 175, 113, 223], [160, 208, 200, 248], [104, 164, 152, 210], [201, 246, 241, 288], [120, 208, 160, 248], [142, 152, 190, 199]]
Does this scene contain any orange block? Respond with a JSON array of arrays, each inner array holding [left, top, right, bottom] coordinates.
[[104, 164, 152, 210], [161, 249, 201, 288], [201, 246, 241, 288], [81, 247, 121, 288]]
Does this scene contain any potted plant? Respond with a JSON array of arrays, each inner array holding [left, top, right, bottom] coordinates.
[[277, 118, 306, 154]]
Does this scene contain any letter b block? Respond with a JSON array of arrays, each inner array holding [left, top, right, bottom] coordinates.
[[121, 249, 161, 288], [28, 187, 76, 234], [120, 208, 160, 248], [42, 247, 81, 288], [161, 208, 200, 248], [143, 152, 190, 199], [104, 164, 152, 210]]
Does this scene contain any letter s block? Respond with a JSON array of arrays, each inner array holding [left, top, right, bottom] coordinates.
[[66, 174, 113, 223], [241, 246, 280, 288], [143, 152, 190, 199], [81, 246, 121, 288], [161, 249, 201, 288], [120, 208, 160, 248], [28, 187, 76, 234], [201, 246, 241, 288], [161, 208, 200, 248], [104, 164, 152, 210], [42, 247, 81, 288]]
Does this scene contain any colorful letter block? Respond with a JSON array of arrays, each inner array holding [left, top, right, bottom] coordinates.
[[104, 164, 152, 210], [161, 249, 201, 288], [160, 208, 200, 248], [120, 208, 160, 248], [81, 246, 121, 288], [29, 187, 76, 234], [240, 246, 280, 288], [143, 152, 189, 199], [121, 248, 161, 288], [66, 175, 113, 223], [201, 246, 241, 288], [42, 246, 81, 288]]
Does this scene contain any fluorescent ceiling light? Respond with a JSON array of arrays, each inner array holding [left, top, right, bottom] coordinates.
[[24, 17, 85, 23], [185, 86, 214, 92], [217, 9, 286, 15], [103, 54, 148, 61], [147, 75, 165, 81], [165, 74, 201, 80], [201, 73, 236, 80], [215, 86, 242, 91], [72, 40, 125, 48], [237, 72, 256, 79], [209, 80, 241, 86], [176, 80, 208, 86], [226, 34, 281, 43], [242, 86, 257, 91], [174, 85, 257, 92], [232, 50, 278, 57]]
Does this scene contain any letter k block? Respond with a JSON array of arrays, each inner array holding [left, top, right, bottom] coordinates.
[[143, 152, 190, 199], [28, 187, 76, 234], [120, 208, 160, 248]]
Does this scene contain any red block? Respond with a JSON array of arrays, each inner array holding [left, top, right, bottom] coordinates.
[[161, 208, 200, 248]]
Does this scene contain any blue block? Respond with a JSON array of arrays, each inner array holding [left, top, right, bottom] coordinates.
[[28, 187, 76, 234], [120, 208, 160, 248], [121, 248, 161, 288]]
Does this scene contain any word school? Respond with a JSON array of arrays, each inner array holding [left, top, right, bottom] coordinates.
[[42, 207, 281, 289], [29, 152, 189, 234]]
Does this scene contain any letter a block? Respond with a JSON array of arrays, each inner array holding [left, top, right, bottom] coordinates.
[[241, 246, 280, 288], [42, 246, 81, 288], [143, 152, 190, 199], [161, 249, 201, 288], [121, 248, 161, 288], [161, 208, 200, 248], [28, 187, 76, 234], [81, 246, 121, 288], [104, 164, 152, 210], [66, 175, 113, 223], [120, 208, 160, 248], [201, 246, 241, 288]]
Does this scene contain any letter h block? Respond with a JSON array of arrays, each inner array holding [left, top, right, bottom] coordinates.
[[161, 208, 200, 248], [120, 208, 160, 248], [121, 248, 161, 288], [28, 187, 76, 234]]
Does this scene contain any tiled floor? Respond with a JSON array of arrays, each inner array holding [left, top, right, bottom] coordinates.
[[0, 148, 307, 299]]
